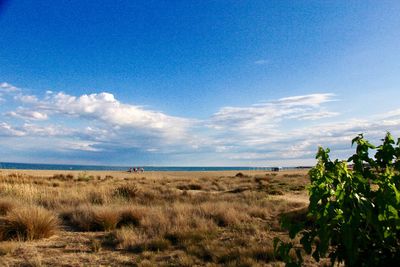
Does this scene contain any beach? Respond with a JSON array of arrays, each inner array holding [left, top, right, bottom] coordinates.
[[0, 168, 309, 180]]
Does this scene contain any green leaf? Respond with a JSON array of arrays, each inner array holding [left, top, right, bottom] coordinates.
[[282, 132, 400, 266]]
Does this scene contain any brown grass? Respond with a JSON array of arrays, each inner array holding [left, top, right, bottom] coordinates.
[[0, 241, 17, 256], [113, 184, 139, 199], [118, 207, 145, 227], [0, 199, 15, 215], [0, 169, 312, 266], [62, 205, 97, 231], [176, 183, 203, 190], [51, 173, 74, 181], [199, 202, 249, 227], [93, 207, 121, 231], [0, 206, 59, 241]]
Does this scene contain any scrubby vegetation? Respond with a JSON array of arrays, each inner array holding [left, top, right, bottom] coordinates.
[[276, 133, 400, 266], [0, 169, 310, 266], [0, 206, 59, 241]]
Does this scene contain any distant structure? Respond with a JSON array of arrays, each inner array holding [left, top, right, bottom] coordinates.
[[271, 167, 282, 172]]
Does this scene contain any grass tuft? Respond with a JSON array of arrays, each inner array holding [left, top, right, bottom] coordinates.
[[63, 206, 97, 231], [88, 191, 106, 205], [0, 199, 15, 215], [113, 184, 139, 199], [94, 207, 121, 231], [0, 206, 59, 241], [118, 207, 144, 227]]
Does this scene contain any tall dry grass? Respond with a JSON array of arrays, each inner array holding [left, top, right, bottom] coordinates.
[[0, 206, 59, 241], [0, 199, 15, 216], [0, 170, 310, 266]]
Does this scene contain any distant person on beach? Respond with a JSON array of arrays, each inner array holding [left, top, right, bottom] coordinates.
[[140, 167, 144, 172]]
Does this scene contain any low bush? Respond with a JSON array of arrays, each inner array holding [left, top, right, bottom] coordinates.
[[118, 207, 144, 227], [0, 206, 59, 241], [275, 133, 400, 266], [113, 184, 139, 199], [64, 206, 122, 231], [111, 226, 146, 252], [94, 207, 121, 231], [87, 191, 106, 205], [62, 206, 97, 231]]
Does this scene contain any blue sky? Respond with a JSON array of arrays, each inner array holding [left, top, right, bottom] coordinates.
[[1, 1, 400, 166]]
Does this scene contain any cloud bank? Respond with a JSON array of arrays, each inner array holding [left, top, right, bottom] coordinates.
[[0, 82, 398, 166]]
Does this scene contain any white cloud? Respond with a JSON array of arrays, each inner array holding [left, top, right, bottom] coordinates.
[[14, 94, 39, 104], [2, 82, 400, 165], [209, 93, 338, 133], [21, 123, 72, 137], [286, 111, 339, 120], [276, 93, 336, 107], [0, 122, 26, 137], [204, 94, 400, 164], [225, 115, 400, 164], [2, 85, 208, 160], [38, 92, 193, 139], [6, 89, 195, 150], [0, 82, 20, 101], [59, 140, 101, 152], [0, 82, 20, 93], [7, 108, 48, 121]]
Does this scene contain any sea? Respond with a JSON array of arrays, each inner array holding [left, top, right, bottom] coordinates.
[[0, 162, 304, 172]]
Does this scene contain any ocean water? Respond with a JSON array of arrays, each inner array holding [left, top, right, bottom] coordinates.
[[0, 162, 300, 171]]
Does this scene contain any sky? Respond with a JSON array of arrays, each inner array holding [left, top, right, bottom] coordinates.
[[1, 1, 400, 166]]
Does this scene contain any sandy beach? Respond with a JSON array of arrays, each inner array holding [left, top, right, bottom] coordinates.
[[0, 168, 309, 180]]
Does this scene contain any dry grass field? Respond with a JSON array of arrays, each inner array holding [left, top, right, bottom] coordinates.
[[0, 169, 317, 266]]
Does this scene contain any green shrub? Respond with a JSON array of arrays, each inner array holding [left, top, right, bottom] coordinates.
[[275, 133, 400, 266]]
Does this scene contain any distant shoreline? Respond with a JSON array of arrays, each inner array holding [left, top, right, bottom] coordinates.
[[0, 162, 312, 172], [0, 168, 310, 181]]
